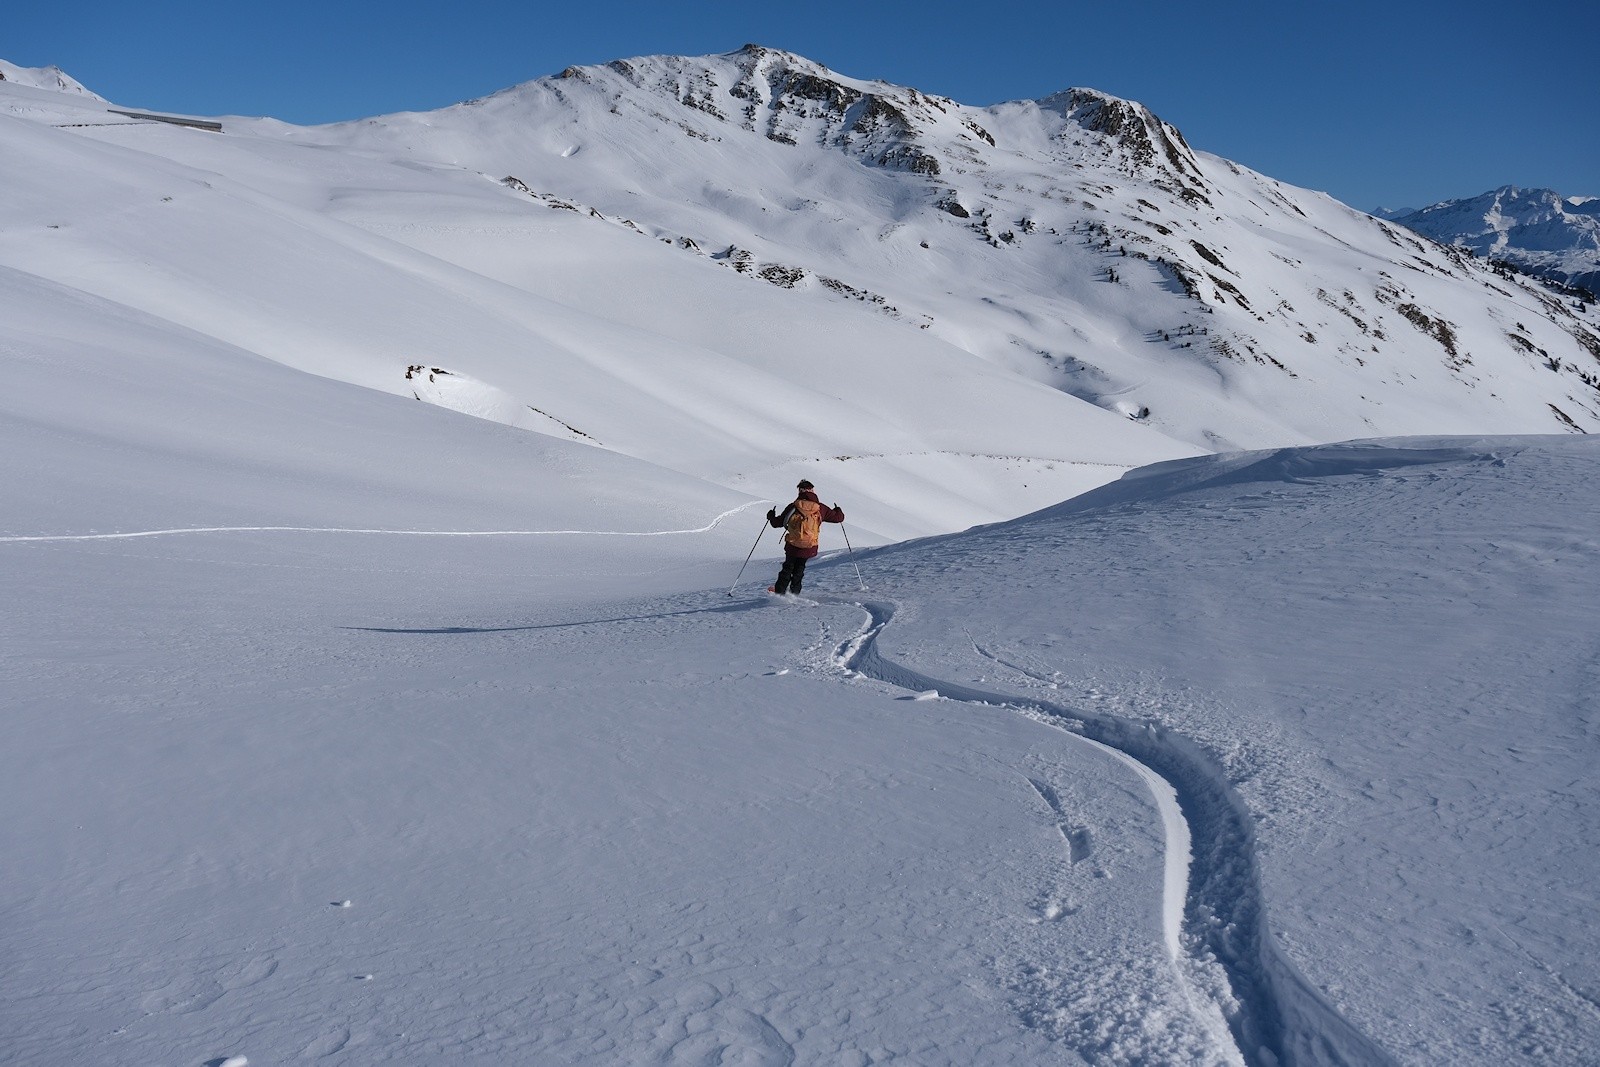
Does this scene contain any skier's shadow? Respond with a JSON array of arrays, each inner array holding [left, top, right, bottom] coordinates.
[[343, 596, 768, 635]]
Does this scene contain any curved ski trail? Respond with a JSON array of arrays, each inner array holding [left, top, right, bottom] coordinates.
[[825, 595, 1396, 1067]]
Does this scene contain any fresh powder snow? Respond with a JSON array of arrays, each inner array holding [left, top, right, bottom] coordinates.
[[2, 48, 1598, 1067], [8, 428, 1596, 1064]]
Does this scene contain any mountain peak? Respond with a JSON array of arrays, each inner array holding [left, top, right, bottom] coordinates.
[[0, 59, 102, 100], [537, 47, 1220, 198], [547, 47, 954, 177], [732, 43, 812, 67], [1036, 87, 1208, 202]]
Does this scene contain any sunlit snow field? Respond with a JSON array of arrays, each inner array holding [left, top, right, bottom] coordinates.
[[3, 54, 1599, 1067], [6, 435, 1598, 1065]]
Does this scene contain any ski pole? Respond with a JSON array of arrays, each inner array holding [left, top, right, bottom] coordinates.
[[840, 523, 867, 591], [727, 519, 768, 596]]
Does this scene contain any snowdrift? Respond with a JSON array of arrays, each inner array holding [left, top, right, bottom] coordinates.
[[6, 434, 1597, 1065], [853, 434, 1600, 1064]]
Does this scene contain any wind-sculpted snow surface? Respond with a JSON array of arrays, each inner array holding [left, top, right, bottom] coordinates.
[[839, 435, 1600, 1064], [830, 597, 1395, 1066], [4, 433, 1597, 1064], [3, 532, 1189, 1065]]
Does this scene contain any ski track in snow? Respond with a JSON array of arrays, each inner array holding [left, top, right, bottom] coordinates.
[[0, 503, 765, 544], [822, 594, 1398, 1067], [4, 505, 1396, 1063]]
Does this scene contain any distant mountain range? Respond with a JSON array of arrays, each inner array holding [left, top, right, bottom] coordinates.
[[1379, 187, 1600, 298]]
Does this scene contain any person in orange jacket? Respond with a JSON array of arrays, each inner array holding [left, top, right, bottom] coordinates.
[[766, 479, 845, 595]]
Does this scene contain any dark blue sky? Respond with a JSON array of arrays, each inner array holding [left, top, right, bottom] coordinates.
[[11, 0, 1596, 212]]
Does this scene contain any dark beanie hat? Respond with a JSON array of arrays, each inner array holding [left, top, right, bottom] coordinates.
[[797, 479, 814, 490]]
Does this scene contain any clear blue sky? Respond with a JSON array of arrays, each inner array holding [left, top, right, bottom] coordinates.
[[11, 0, 1596, 211]]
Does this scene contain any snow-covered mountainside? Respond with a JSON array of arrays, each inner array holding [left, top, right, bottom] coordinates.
[[6, 431, 1597, 1066], [0, 58, 1191, 543], [4, 45, 1600, 547], [318, 45, 1600, 446], [1380, 186, 1600, 298]]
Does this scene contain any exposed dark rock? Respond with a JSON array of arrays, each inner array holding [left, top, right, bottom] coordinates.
[[1398, 303, 1466, 367], [963, 119, 996, 147], [758, 264, 805, 287], [787, 72, 862, 111], [1549, 404, 1585, 432], [1190, 240, 1232, 274]]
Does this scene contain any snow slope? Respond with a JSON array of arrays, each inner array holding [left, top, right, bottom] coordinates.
[[6, 430, 1596, 1066], [7, 48, 1600, 543], [852, 435, 1600, 1064], [0, 70, 1191, 544], [314, 46, 1600, 446], [0, 248, 1190, 1061], [0, 262, 755, 541]]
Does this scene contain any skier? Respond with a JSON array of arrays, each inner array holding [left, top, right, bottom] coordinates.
[[767, 479, 845, 596]]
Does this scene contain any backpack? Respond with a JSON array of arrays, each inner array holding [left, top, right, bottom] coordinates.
[[784, 498, 822, 550]]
